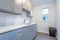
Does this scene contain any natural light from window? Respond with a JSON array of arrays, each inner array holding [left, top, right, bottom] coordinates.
[[43, 8, 48, 14], [42, 8, 49, 21]]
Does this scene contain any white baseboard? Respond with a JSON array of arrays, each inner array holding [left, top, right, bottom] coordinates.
[[37, 31, 49, 34]]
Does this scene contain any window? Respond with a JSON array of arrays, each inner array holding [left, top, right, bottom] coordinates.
[[42, 8, 49, 21]]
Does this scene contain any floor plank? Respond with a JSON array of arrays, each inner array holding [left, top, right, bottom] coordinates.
[[34, 33, 57, 40]]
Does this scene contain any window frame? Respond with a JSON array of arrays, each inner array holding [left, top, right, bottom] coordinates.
[[42, 7, 49, 21]]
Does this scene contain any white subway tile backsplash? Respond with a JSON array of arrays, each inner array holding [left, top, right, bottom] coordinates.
[[0, 12, 24, 27]]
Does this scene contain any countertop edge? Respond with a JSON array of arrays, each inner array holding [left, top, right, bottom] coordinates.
[[0, 23, 37, 35]]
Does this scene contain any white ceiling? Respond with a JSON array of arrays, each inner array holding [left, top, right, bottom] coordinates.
[[29, 0, 56, 6]]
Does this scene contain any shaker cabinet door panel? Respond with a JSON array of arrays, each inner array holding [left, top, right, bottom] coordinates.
[[0, 30, 18, 40], [12, 0, 23, 13], [23, 0, 32, 11], [0, 0, 13, 11]]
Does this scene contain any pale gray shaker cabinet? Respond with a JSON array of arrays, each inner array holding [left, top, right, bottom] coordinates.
[[0, 24, 37, 40]]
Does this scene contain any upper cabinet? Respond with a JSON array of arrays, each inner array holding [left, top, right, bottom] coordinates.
[[0, 0, 13, 11], [12, 0, 23, 14], [0, 0, 32, 14], [0, 0, 23, 14], [23, 0, 32, 11], [12, 0, 33, 14]]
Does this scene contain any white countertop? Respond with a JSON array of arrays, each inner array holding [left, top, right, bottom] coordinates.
[[0, 23, 36, 34]]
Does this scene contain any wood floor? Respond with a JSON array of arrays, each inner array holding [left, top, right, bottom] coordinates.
[[34, 33, 57, 40]]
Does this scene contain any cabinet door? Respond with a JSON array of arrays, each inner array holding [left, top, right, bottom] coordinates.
[[17, 26, 29, 40], [0, 30, 18, 40], [26, 0, 32, 11], [21, 27, 30, 40], [31, 24, 37, 38], [23, 0, 32, 11], [0, 34, 8, 40], [8, 30, 18, 40], [25, 24, 37, 40], [22, 24, 37, 40], [12, 0, 23, 14], [23, 0, 28, 10], [0, 0, 13, 11], [20, 26, 36, 40], [0, 0, 2, 9]]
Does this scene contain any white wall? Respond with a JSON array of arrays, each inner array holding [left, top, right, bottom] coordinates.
[[32, 2, 56, 34], [56, 0, 60, 40]]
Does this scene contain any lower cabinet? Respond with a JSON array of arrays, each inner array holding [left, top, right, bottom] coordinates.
[[21, 24, 37, 40], [0, 24, 37, 40], [0, 30, 19, 40]]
